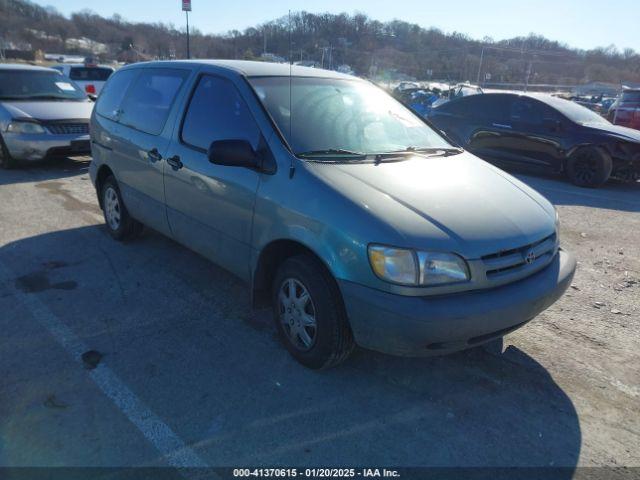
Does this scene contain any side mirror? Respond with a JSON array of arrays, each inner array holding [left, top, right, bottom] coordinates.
[[543, 118, 562, 132], [207, 139, 259, 169]]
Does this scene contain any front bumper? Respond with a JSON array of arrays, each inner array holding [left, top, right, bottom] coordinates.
[[339, 249, 576, 356], [3, 132, 91, 161]]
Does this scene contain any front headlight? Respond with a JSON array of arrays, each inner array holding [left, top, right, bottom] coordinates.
[[368, 244, 469, 286], [6, 121, 47, 134]]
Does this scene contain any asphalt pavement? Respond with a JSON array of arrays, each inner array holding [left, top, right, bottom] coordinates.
[[1, 157, 638, 477]]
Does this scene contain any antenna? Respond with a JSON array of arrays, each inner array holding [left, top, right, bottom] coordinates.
[[288, 10, 295, 179]]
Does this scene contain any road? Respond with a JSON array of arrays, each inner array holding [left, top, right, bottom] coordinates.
[[0, 158, 638, 477]]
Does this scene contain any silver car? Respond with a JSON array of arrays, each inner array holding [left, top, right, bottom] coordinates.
[[0, 64, 93, 169], [89, 60, 576, 369]]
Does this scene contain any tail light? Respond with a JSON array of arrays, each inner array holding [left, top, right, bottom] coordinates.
[[85, 84, 96, 95]]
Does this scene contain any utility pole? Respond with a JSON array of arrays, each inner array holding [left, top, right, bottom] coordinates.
[[182, 0, 192, 59], [263, 27, 267, 55], [476, 46, 485, 84], [524, 60, 532, 92]]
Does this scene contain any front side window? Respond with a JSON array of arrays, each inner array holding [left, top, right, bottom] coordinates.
[[0, 70, 86, 101], [249, 77, 451, 156], [472, 95, 512, 122], [119, 69, 189, 136], [181, 75, 260, 151]]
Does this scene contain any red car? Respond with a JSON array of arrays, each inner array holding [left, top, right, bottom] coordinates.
[[609, 88, 640, 130]]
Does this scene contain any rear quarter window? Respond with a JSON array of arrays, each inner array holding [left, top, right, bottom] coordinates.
[[95, 69, 139, 121], [119, 68, 190, 136]]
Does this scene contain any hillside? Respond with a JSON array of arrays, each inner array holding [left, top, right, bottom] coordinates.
[[1, 0, 639, 85]]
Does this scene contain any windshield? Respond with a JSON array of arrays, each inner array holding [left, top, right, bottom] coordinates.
[[544, 96, 609, 125], [0, 70, 87, 101], [249, 76, 451, 156]]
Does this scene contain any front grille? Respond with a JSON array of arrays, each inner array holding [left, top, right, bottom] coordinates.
[[45, 123, 89, 135], [481, 233, 557, 279]]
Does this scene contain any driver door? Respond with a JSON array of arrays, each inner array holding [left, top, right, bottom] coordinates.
[[163, 74, 263, 281]]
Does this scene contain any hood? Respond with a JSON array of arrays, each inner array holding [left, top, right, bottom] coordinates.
[[583, 122, 640, 143], [1, 100, 93, 122], [306, 152, 556, 259]]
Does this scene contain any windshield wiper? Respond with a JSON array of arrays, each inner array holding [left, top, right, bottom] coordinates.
[[369, 146, 464, 165], [379, 146, 464, 157], [297, 149, 366, 159]]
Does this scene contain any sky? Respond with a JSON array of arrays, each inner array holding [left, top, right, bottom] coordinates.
[[30, 0, 640, 52]]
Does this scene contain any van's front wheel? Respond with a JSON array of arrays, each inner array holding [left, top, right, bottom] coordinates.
[[272, 255, 354, 369], [101, 176, 143, 240]]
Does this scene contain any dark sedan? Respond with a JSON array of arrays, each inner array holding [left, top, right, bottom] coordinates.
[[428, 92, 640, 187]]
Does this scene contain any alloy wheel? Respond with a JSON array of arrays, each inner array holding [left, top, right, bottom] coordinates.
[[104, 187, 121, 231], [572, 152, 598, 184], [278, 278, 317, 351]]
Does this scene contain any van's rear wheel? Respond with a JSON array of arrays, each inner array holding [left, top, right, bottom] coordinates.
[[101, 176, 143, 241], [0, 136, 16, 169], [272, 255, 355, 369], [566, 147, 612, 188]]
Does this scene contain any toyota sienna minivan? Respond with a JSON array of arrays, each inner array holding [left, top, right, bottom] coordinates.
[[89, 60, 576, 369]]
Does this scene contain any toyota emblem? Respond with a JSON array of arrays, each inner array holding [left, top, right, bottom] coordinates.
[[525, 250, 536, 264]]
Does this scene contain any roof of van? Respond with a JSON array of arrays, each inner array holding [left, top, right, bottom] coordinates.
[[124, 59, 359, 80]]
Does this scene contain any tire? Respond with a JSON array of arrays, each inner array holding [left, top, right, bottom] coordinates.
[[100, 175, 144, 241], [272, 254, 355, 369], [566, 147, 612, 188], [0, 135, 17, 169]]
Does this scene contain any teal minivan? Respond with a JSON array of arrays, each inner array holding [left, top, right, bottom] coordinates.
[[90, 60, 576, 369]]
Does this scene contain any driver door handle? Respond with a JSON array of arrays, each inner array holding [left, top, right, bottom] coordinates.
[[166, 155, 183, 171]]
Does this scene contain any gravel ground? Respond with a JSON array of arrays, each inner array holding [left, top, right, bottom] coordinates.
[[0, 157, 638, 476]]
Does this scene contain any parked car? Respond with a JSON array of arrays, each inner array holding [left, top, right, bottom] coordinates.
[[608, 88, 640, 131], [51, 63, 115, 96], [600, 97, 617, 115], [0, 64, 93, 169], [428, 92, 640, 186], [393, 87, 443, 117], [89, 61, 575, 369]]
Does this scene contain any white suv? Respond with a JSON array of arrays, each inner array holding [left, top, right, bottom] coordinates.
[[52, 63, 115, 96]]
